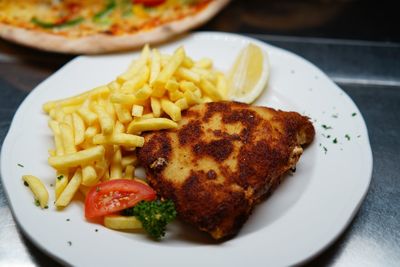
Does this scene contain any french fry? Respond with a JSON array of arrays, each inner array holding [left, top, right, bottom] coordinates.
[[121, 155, 139, 168], [149, 49, 161, 83], [104, 215, 142, 230], [93, 133, 144, 147], [168, 90, 184, 102], [150, 97, 161, 117], [184, 89, 202, 105], [115, 121, 125, 134], [216, 73, 228, 99], [175, 67, 200, 83], [48, 120, 64, 156], [114, 103, 132, 123], [85, 125, 100, 139], [161, 98, 181, 121], [180, 80, 199, 92], [78, 106, 98, 125], [182, 56, 194, 68], [43, 86, 109, 113], [108, 81, 120, 92], [195, 58, 213, 69], [55, 168, 82, 207], [175, 97, 189, 110], [72, 112, 85, 145], [48, 145, 105, 169], [110, 93, 140, 105], [124, 165, 135, 179], [54, 108, 65, 122], [63, 114, 73, 128], [165, 79, 180, 92], [110, 148, 122, 179], [135, 84, 152, 100], [132, 105, 144, 117], [118, 44, 150, 83], [152, 47, 185, 93], [55, 171, 68, 199], [127, 118, 177, 134], [94, 104, 114, 135], [200, 77, 223, 101], [82, 165, 99, 186], [22, 175, 49, 209], [59, 122, 77, 154], [120, 66, 150, 93]]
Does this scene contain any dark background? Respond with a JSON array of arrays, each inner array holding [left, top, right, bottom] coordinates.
[[202, 0, 400, 43]]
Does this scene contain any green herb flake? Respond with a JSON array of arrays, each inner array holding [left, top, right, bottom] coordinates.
[[67, 241, 72, 246], [327, 135, 331, 138], [17, 163, 24, 168], [333, 138, 338, 144], [66, 218, 70, 222], [323, 146, 328, 154], [34, 199, 40, 207], [95, 229, 99, 232], [322, 124, 332, 130], [44, 206, 49, 209], [57, 175, 64, 181], [345, 134, 351, 141], [24, 181, 29, 187], [352, 112, 357, 117], [332, 114, 338, 118]]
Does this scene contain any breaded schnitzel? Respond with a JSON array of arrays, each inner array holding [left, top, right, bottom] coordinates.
[[137, 101, 314, 240]]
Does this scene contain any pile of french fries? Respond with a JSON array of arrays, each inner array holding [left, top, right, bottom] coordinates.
[[25, 45, 228, 210]]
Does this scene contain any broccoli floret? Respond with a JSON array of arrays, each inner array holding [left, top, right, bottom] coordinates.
[[122, 199, 177, 240]]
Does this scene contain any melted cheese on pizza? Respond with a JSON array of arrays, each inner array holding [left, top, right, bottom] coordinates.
[[0, 0, 212, 38]]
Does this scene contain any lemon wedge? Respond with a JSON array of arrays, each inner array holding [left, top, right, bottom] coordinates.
[[227, 43, 270, 104]]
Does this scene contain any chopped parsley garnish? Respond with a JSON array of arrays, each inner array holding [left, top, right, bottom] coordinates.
[[57, 175, 64, 181], [332, 114, 339, 118], [345, 134, 351, 141], [24, 181, 29, 187], [44, 206, 49, 209], [67, 241, 72, 246], [95, 229, 99, 232], [327, 135, 331, 138], [333, 138, 338, 144], [17, 163, 24, 168], [322, 124, 332, 130], [352, 112, 357, 117], [66, 218, 70, 222], [34, 199, 40, 206], [323, 146, 328, 154]]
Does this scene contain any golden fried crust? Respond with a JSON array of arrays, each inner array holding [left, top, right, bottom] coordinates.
[[138, 101, 314, 239]]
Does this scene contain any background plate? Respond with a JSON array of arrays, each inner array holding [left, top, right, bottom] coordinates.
[[0, 32, 372, 266]]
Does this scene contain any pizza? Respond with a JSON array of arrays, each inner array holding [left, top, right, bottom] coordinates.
[[0, 0, 229, 54]]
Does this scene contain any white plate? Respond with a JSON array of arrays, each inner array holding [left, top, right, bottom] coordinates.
[[1, 32, 372, 267]]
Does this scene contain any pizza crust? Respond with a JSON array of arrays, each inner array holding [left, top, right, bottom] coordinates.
[[0, 0, 229, 54]]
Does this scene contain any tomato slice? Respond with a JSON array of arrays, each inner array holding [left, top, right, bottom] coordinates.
[[133, 0, 166, 7], [85, 179, 156, 218]]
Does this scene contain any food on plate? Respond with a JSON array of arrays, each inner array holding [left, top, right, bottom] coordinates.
[[43, 45, 227, 205], [84, 179, 156, 218], [122, 199, 177, 239], [39, 44, 229, 238], [138, 101, 315, 239], [22, 175, 49, 209], [227, 43, 270, 104], [0, 0, 230, 54]]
